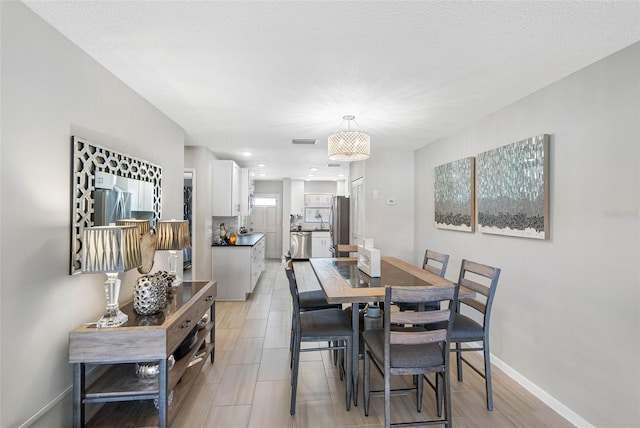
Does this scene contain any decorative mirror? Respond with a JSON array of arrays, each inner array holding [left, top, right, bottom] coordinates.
[[71, 136, 162, 275]]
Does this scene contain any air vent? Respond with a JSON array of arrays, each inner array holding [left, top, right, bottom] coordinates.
[[291, 139, 317, 145], [327, 163, 341, 168]]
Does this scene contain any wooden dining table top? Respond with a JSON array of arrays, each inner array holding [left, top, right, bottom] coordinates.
[[309, 256, 474, 304]]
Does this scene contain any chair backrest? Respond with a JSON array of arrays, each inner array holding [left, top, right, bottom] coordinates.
[[456, 260, 501, 326], [284, 260, 302, 324], [385, 284, 459, 360], [422, 250, 450, 277]]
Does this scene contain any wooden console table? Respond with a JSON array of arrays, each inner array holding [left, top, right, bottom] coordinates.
[[69, 280, 216, 428]]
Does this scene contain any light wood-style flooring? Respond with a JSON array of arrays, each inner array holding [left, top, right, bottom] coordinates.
[[173, 259, 573, 428]]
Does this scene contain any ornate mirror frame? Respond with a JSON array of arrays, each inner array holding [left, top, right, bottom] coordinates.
[[70, 136, 162, 275]]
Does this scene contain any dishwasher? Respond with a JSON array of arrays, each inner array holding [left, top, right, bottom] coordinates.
[[290, 231, 312, 259]]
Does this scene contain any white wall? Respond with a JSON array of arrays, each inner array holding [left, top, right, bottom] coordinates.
[[414, 42, 639, 427], [0, 3, 185, 426]]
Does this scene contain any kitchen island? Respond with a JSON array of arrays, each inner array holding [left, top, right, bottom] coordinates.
[[212, 233, 265, 301]]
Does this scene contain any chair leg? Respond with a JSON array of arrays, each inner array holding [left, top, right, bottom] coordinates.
[[484, 342, 493, 411], [455, 342, 463, 381], [290, 340, 301, 415], [416, 373, 423, 412], [384, 364, 391, 428], [436, 372, 442, 417], [345, 339, 352, 411], [363, 345, 371, 417], [444, 368, 452, 426]]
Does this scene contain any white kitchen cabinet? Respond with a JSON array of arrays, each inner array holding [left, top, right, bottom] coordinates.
[[290, 180, 305, 216], [239, 167, 254, 216], [212, 234, 265, 301], [311, 231, 332, 258], [304, 193, 333, 207], [212, 160, 240, 216]]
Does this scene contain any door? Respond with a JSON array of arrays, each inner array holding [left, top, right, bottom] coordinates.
[[251, 193, 282, 259], [350, 177, 364, 245]]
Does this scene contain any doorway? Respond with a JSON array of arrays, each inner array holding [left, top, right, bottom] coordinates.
[[184, 169, 195, 280], [350, 177, 364, 245], [251, 193, 282, 259]]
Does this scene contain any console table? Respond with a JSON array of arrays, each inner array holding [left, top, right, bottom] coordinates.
[[69, 280, 216, 428]]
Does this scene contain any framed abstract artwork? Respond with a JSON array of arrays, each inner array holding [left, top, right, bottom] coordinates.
[[476, 134, 550, 239], [434, 157, 475, 232]]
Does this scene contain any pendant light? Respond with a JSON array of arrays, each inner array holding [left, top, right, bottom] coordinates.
[[327, 115, 370, 161]]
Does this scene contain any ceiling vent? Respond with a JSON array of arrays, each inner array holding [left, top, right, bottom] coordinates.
[[327, 163, 341, 168], [291, 139, 317, 145]]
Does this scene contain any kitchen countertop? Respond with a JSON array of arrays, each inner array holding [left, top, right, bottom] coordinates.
[[290, 229, 330, 233], [212, 232, 265, 247]]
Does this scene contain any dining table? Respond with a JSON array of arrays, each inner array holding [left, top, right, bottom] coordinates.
[[309, 256, 475, 406]]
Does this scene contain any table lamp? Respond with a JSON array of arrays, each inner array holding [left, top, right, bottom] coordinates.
[[116, 219, 151, 236], [82, 225, 142, 327], [156, 219, 190, 286]]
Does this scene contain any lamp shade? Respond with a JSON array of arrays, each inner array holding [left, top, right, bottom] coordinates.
[[116, 219, 151, 236], [82, 225, 141, 273], [328, 130, 370, 161], [156, 220, 191, 251], [328, 115, 370, 161]]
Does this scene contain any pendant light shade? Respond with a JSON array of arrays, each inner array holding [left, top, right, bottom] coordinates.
[[328, 115, 370, 161]]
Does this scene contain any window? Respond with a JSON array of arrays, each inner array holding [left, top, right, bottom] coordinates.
[[254, 197, 277, 207]]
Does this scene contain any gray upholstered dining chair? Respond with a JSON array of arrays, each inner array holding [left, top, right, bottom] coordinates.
[[395, 249, 450, 312], [283, 252, 343, 365], [363, 283, 459, 428], [284, 260, 353, 415], [448, 259, 501, 411]]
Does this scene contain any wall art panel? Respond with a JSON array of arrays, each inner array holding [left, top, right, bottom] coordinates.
[[434, 157, 475, 232], [476, 134, 549, 239]]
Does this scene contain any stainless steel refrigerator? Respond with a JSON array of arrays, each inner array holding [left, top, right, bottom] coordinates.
[[329, 196, 350, 256]]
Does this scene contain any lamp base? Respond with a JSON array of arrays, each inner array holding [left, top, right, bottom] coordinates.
[[170, 274, 183, 287], [97, 274, 128, 328], [97, 310, 129, 328]]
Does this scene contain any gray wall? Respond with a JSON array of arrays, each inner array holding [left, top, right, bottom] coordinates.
[[414, 42, 639, 427], [0, 3, 185, 426], [184, 146, 218, 281], [351, 150, 415, 262]]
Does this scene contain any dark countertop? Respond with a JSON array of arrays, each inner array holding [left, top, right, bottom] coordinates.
[[212, 232, 265, 247]]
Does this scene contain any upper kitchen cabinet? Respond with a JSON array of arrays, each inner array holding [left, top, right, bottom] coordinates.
[[291, 180, 305, 215], [212, 160, 240, 216], [304, 193, 333, 207], [239, 167, 254, 216]]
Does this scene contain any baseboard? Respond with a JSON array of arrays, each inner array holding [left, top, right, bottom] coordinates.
[[18, 365, 104, 427], [464, 342, 593, 428]]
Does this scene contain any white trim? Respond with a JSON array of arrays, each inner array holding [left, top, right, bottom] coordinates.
[[18, 385, 70, 428], [490, 353, 591, 428], [463, 342, 590, 428]]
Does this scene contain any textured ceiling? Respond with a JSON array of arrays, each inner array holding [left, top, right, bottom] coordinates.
[[24, 1, 640, 181]]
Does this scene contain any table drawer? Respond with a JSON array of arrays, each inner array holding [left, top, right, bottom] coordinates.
[[166, 284, 215, 354]]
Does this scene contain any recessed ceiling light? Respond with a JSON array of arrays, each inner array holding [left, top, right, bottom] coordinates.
[[242, 151, 252, 157], [257, 163, 266, 167], [308, 173, 314, 177], [310, 167, 318, 171], [259, 173, 266, 177], [338, 173, 345, 177]]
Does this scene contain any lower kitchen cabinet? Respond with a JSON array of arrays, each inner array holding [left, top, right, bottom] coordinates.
[[212, 233, 265, 301], [311, 231, 332, 258]]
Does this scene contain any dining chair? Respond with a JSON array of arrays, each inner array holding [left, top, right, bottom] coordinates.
[[449, 259, 501, 411], [284, 261, 353, 415], [363, 283, 459, 428], [283, 252, 343, 365], [395, 249, 450, 312]]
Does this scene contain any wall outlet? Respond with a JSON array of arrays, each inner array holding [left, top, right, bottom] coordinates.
[[386, 199, 397, 206]]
